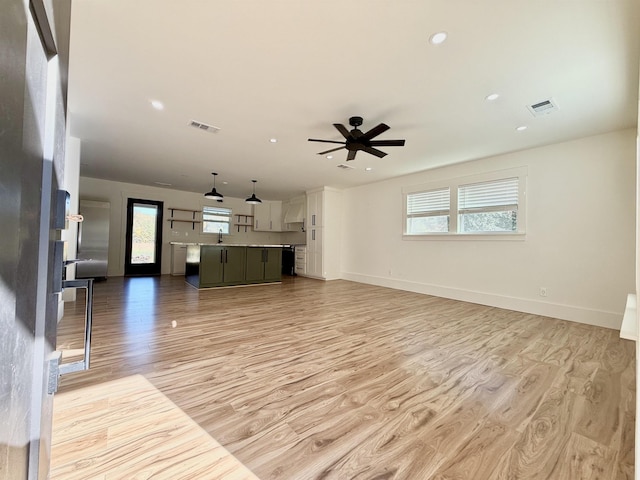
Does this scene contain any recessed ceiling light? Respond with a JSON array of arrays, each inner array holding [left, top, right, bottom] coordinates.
[[270, 138, 277, 143], [486, 93, 500, 101], [327, 155, 333, 159], [150, 100, 164, 110], [429, 32, 448, 45], [365, 167, 373, 172], [516, 125, 528, 131]]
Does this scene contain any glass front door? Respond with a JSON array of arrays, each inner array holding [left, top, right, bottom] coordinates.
[[124, 198, 163, 276]]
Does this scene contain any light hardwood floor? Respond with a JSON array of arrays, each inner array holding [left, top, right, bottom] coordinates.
[[53, 275, 635, 479]]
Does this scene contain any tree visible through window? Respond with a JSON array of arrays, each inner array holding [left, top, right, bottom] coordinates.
[[131, 204, 158, 263], [457, 177, 518, 233]]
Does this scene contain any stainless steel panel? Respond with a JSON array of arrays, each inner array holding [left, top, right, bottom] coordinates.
[[76, 200, 110, 278]]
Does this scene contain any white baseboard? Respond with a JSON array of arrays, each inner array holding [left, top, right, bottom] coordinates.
[[341, 272, 622, 331]]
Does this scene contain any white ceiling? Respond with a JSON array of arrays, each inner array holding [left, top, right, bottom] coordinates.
[[68, 0, 640, 201]]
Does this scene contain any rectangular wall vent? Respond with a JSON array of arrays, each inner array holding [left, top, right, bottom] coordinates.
[[188, 120, 220, 133], [337, 163, 355, 170], [527, 98, 559, 117]]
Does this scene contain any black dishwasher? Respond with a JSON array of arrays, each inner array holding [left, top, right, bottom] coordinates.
[[281, 245, 295, 276]]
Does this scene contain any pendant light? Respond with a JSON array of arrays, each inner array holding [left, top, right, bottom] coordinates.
[[245, 179, 262, 205], [204, 172, 224, 200]]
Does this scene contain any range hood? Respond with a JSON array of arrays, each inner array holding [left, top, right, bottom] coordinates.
[[283, 202, 304, 223]]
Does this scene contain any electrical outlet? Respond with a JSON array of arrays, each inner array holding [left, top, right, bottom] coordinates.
[[539, 287, 547, 297]]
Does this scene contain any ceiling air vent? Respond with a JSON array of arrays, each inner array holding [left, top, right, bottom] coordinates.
[[188, 120, 220, 134], [337, 164, 355, 170], [527, 98, 559, 117]]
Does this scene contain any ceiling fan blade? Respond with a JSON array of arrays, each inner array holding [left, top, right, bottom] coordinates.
[[362, 146, 387, 158], [369, 139, 406, 147], [346, 150, 357, 161], [308, 138, 346, 145], [318, 146, 346, 155], [361, 123, 390, 140], [333, 124, 351, 139]]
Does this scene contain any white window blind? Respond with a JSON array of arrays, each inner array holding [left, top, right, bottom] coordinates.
[[458, 177, 518, 213], [202, 206, 232, 234], [407, 187, 450, 216]]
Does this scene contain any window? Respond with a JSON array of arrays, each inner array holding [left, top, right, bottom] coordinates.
[[406, 187, 450, 233], [403, 167, 526, 237], [202, 206, 232, 234], [458, 177, 518, 233]]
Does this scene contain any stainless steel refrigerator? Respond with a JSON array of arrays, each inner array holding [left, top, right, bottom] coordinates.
[[76, 199, 110, 278]]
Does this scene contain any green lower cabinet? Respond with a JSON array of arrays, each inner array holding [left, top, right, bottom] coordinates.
[[200, 245, 246, 287], [223, 246, 246, 285], [200, 246, 224, 286], [264, 247, 282, 282], [245, 248, 266, 283], [245, 247, 282, 283]]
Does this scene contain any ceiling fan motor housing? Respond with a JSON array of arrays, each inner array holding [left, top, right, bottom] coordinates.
[[349, 116, 364, 128]]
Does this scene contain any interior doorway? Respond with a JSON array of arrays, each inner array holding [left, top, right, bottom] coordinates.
[[124, 198, 163, 276]]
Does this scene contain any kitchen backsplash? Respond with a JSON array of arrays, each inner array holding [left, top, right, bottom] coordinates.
[[169, 223, 306, 245]]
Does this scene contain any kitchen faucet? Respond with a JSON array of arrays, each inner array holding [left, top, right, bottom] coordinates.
[[218, 228, 223, 244]]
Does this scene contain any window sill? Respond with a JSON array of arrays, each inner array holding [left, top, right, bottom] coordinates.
[[403, 232, 526, 241]]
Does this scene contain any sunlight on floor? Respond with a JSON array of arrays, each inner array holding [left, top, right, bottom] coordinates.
[[51, 374, 260, 480]]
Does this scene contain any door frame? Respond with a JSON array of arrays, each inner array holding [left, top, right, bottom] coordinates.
[[124, 198, 164, 276]]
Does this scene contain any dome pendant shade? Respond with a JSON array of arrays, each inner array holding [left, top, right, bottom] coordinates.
[[245, 193, 262, 204], [245, 180, 262, 204], [204, 172, 224, 200]]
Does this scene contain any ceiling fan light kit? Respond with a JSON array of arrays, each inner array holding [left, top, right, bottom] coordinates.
[[204, 172, 224, 200], [245, 180, 262, 204], [308, 116, 406, 161]]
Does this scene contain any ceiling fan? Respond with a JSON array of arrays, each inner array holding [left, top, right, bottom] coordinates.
[[308, 116, 406, 161]]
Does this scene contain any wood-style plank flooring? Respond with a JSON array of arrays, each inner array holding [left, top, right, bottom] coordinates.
[[51, 374, 260, 479], [53, 275, 635, 479]]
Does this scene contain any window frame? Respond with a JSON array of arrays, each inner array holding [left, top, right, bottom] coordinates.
[[201, 205, 232, 235], [402, 166, 527, 240]]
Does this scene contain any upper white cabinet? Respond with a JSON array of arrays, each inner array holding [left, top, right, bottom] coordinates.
[[307, 190, 324, 228], [254, 201, 283, 231]]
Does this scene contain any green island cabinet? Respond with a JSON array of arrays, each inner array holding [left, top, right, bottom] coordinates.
[[245, 247, 282, 284], [185, 244, 282, 288]]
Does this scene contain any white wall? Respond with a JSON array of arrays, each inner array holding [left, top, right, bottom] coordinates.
[[341, 129, 636, 329], [79, 177, 304, 277]]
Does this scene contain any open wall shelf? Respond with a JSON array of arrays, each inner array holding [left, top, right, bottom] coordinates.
[[168, 207, 201, 229], [235, 214, 254, 232]]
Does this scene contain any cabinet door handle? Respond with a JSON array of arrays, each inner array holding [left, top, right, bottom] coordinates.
[[225, 250, 229, 263], [312, 214, 316, 226], [312, 229, 315, 241], [265, 249, 268, 262], [220, 250, 223, 263]]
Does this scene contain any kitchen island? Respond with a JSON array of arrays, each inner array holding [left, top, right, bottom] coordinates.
[[185, 243, 282, 288]]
